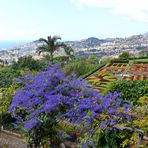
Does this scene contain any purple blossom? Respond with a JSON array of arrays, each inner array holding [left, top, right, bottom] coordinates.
[[100, 120, 110, 129], [23, 119, 38, 131], [123, 103, 131, 111], [9, 63, 97, 131], [82, 140, 95, 148], [9, 62, 133, 145], [110, 119, 117, 126]]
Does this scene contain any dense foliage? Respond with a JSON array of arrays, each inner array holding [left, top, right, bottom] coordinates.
[[0, 66, 20, 88], [63, 56, 101, 78], [1, 54, 148, 147], [76, 95, 148, 148], [12, 56, 45, 71], [0, 55, 101, 90], [9, 63, 89, 146], [132, 96, 148, 131], [0, 56, 44, 88], [119, 52, 131, 59], [139, 51, 148, 57], [0, 84, 19, 115], [107, 80, 148, 104], [9, 63, 135, 147]]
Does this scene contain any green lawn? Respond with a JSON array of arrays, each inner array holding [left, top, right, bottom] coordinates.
[[130, 58, 148, 62]]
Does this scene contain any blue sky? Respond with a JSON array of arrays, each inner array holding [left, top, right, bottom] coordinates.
[[0, 0, 148, 41]]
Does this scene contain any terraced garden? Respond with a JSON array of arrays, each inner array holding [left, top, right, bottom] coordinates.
[[85, 63, 148, 93]]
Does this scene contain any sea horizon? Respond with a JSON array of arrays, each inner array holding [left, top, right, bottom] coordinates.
[[0, 40, 30, 51]]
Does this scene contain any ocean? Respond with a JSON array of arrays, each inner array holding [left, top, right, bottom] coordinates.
[[0, 41, 30, 51]]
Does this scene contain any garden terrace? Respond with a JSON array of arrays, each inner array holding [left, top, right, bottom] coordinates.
[[85, 63, 148, 93]]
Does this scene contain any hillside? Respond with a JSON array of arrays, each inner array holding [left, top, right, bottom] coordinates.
[[0, 33, 148, 64]]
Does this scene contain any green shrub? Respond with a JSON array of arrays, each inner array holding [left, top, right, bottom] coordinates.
[[0, 66, 20, 88], [102, 57, 113, 64], [63, 56, 101, 78], [0, 83, 19, 130], [106, 80, 148, 104], [12, 55, 44, 71], [119, 52, 131, 60]]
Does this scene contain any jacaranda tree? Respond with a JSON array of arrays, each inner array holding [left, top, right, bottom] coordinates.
[[9, 63, 133, 147]]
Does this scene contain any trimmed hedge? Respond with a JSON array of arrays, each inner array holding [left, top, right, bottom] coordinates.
[[129, 56, 148, 60], [110, 59, 129, 63]]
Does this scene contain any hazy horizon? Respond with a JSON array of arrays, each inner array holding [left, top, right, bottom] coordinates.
[[0, 40, 31, 50], [0, 31, 147, 50]]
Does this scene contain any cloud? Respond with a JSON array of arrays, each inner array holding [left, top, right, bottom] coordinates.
[[71, 0, 148, 23]]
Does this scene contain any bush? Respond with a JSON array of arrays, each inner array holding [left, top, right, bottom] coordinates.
[[0, 84, 19, 130], [63, 58, 87, 77], [106, 80, 148, 104], [0, 56, 44, 88], [102, 57, 113, 64], [12, 55, 44, 71], [0, 66, 20, 88], [119, 52, 131, 60], [42, 54, 70, 64], [63, 56, 101, 77]]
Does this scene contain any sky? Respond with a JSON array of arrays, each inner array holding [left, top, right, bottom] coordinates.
[[0, 0, 148, 41]]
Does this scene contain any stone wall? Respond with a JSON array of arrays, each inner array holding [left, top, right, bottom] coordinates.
[[0, 129, 27, 148]]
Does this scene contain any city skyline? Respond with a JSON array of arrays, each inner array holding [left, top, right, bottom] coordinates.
[[0, 0, 148, 41]]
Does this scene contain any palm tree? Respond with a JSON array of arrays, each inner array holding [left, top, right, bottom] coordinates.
[[37, 35, 66, 58]]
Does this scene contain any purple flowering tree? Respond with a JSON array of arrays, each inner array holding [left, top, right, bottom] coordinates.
[[65, 91, 132, 127], [9, 63, 132, 147], [9, 63, 90, 146]]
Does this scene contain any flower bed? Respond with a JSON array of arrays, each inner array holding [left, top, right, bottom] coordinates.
[[85, 63, 148, 93]]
